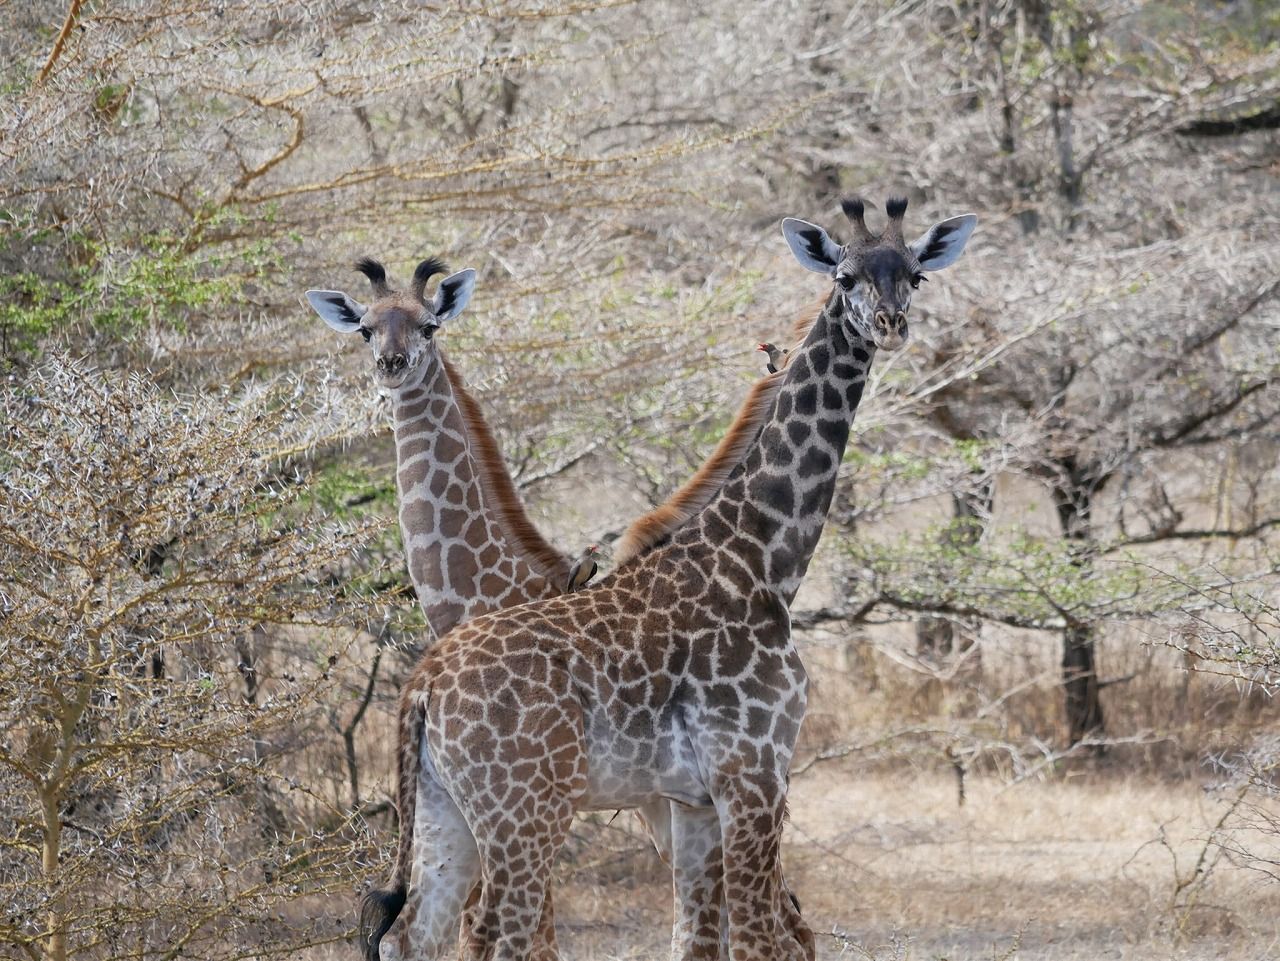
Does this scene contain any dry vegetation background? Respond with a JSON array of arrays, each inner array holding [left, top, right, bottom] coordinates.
[[2, 1, 1279, 959]]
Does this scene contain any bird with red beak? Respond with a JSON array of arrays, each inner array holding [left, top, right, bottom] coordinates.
[[565, 544, 601, 593], [756, 342, 787, 374]]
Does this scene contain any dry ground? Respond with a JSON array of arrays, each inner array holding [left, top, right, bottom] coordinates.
[[552, 769, 1280, 961]]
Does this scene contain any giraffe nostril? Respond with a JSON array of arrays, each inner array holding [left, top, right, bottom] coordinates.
[[874, 311, 892, 330], [392, 355, 406, 372]]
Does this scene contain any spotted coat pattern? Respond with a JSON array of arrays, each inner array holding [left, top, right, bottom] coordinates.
[[384, 356, 568, 961], [332, 272, 810, 960], [390, 358, 567, 638], [377, 293, 877, 961]]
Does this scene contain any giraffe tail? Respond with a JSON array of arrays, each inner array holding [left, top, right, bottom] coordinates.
[[358, 889, 405, 961], [358, 691, 423, 961]]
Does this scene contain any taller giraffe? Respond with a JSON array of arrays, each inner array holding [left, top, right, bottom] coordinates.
[[307, 259, 811, 960], [364, 196, 977, 961]]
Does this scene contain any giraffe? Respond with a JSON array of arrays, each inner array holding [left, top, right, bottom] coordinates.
[[306, 256, 573, 640], [361, 196, 977, 961], [309, 257, 576, 958], [306, 258, 812, 960]]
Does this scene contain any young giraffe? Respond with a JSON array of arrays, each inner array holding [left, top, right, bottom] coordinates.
[[309, 258, 576, 958], [363, 197, 976, 961], [307, 260, 811, 960], [307, 257, 573, 638]]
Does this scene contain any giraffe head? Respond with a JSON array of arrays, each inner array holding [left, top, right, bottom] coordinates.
[[305, 257, 476, 391], [782, 196, 976, 350]]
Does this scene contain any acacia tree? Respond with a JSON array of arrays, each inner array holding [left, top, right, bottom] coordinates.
[[0, 360, 394, 961], [774, 0, 1280, 745], [1, 0, 880, 496]]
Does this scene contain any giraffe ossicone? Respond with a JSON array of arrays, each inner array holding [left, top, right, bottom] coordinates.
[[361, 197, 976, 961]]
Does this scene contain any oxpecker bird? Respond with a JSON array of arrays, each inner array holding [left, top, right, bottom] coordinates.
[[565, 544, 601, 593], [756, 342, 787, 374]]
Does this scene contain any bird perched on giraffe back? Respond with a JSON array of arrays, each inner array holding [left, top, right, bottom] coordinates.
[[565, 544, 601, 593], [756, 342, 787, 374]]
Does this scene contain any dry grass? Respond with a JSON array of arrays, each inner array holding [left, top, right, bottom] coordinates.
[[789, 769, 1279, 960], [548, 769, 1280, 961], [537, 625, 1280, 961]]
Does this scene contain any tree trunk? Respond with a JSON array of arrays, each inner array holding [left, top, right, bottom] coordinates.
[[1052, 468, 1105, 747], [1049, 91, 1083, 232], [984, 0, 1039, 234], [1019, 0, 1087, 233], [1062, 623, 1104, 745], [41, 785, 67, 961]]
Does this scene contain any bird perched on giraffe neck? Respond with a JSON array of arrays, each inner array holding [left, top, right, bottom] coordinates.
[[756, 342, 787, 374], [565, 544, 601, 593]]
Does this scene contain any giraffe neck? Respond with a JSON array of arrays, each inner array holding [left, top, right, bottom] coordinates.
[[676, 292, 874, 602], [391, 359, 565, 639]]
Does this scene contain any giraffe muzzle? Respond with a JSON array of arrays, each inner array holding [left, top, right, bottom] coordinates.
[[872, 310, 908, 350], [374, 353, 412, 389]]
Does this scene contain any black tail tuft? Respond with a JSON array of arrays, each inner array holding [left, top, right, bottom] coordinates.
[[359, 886, 406, 961]]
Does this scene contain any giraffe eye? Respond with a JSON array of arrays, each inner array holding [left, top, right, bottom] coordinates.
[[910, 273, 926, 290], [357, 326, 372, 342], [420, 324, 438, 340], [836, 275, 856, 291]]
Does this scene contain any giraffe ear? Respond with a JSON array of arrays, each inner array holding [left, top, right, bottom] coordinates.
[[305, 290, 367, 332], [432, 268, 476, 323], [782, 218, 844, 275], [910, 214, 978, 271]]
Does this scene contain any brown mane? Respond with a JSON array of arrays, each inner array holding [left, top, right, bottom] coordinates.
[[443, 357, 573, 585], [612, 295, 826, 566]]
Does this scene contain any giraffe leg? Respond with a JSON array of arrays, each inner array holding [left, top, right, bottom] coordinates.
[[777, 862, 815, 961], [382, 762, 481, 961], [641, 797, 727, 961], [648, 801, 806, 961], [528, 888, 560, 961], [667, 803, 724, 961], [714, 781, 788, 961], [461, 882, 560, 961], [461, 793, 575, 961], [707, 849, 818, 961]]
